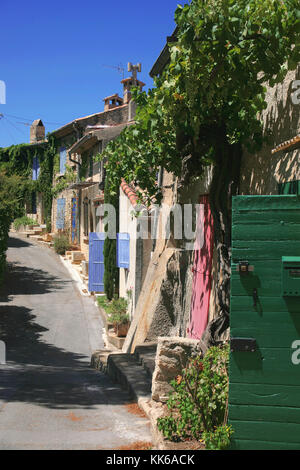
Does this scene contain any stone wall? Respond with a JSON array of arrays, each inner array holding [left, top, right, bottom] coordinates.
[[152, 337, 202, 403], [240, 66, 300, 195]]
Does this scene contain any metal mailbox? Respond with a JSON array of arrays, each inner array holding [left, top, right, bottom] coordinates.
[[282, 256, 300, 297]]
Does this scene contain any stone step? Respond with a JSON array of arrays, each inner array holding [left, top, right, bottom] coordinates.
[[25, 229, 44, 236], [91, 343, 157, 402], [105, 353, 152, 401], [29, 235, 44, 241], [134, 343, 157, 379]]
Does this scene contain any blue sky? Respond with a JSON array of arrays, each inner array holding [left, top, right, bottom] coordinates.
[[0, 0, 184, 148]]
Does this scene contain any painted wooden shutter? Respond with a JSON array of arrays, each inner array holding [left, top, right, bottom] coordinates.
[[32, 156, 40, 180], [89, 232, 105, 292], [187, 195, 214, 340], [56, 198, 66, 229], [60, 147, 67, 175], [117, 233, 130, 269]]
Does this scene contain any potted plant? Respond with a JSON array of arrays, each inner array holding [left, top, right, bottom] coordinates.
[[109, 312, 130, 337]]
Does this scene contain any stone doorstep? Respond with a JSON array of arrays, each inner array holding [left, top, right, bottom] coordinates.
[[106, 331, 126, 350]]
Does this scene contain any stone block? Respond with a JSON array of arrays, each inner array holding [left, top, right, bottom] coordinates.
[[152, 336, 202, 403], [71, 251, 85, 263]]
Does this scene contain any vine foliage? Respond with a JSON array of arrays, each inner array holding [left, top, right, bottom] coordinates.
[[98, 0, 300, 320], [0, 134, 58, 281]]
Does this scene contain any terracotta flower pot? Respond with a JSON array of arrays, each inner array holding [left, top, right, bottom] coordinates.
[[116, 322, 130, 337]]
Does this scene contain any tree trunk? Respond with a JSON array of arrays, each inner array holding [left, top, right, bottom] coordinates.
[[207, 132, 242, 342]]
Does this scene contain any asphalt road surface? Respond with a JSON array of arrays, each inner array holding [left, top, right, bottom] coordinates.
[[0, 234, 152, 450]]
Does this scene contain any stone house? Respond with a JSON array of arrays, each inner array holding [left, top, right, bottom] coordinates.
[[50, 70, 145, 278], [123, 36, 300, 353]]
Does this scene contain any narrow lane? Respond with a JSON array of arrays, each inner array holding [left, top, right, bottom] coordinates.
[[0, 234, 151, 450]]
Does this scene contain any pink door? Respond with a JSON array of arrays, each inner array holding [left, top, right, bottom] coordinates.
[[187, 195, 214, 340]]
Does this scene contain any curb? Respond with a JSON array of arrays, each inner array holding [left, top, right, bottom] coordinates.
[[91, 349, 172, 450]]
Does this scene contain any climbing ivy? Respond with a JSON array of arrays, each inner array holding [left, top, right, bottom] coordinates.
[[52, 165, 77, 199], [98, 0, 300, 319], [0, 134, 58, 229]]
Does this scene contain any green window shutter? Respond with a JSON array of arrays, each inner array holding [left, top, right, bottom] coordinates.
[[278, 180, 300, 195]]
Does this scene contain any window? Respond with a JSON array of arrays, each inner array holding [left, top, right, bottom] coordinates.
[[31, 192, 37, 214], [32, 156, 40, 181]]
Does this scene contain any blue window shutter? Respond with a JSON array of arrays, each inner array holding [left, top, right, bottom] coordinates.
[[56, 198, 66, 229], [117, 233, 130, 268], [60, 147, 67, 174], [32, 156, 39, 180]]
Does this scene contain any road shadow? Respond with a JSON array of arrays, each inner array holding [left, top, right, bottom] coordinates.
[[7, 235, 32, 249], [0, 261, 70, 302], [0, 304, 131, 409], [0, 236, 131, 410]]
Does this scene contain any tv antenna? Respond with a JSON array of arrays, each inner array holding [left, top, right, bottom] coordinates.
[[102, 63, 125, 79], [128, 62, 142, 85]]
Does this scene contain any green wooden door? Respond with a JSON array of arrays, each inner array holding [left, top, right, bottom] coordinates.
[[229, 195, 300, 450]]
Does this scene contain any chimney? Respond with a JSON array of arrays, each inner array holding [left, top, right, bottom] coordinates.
[[121, 62, 145, 104], [121, 78, 145, 105], [103, 94, 123, 112], [30, 119, 45, 143]]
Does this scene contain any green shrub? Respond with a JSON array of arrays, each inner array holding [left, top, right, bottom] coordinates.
[[157, 344, 232, 449], [97, 295, 129, 324], [13, 216, 37, 230], [53, 234, 70, 255], [202, 425, 234, 450]]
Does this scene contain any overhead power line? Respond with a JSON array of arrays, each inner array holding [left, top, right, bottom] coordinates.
[[4, 113, 64, 126]]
